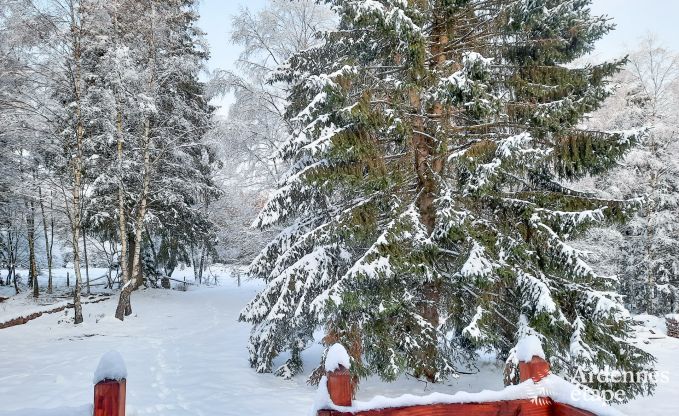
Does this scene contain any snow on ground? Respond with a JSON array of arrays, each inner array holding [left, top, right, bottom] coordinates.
[[613, 315, 679, 415], [1, 269, 320, 416], [1, 267, 678, 415]]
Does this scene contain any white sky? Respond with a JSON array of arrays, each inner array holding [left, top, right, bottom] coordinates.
[[198, 0, 679, 115]]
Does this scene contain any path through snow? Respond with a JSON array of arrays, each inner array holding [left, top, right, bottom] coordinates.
[[0, 279, 319, 415]]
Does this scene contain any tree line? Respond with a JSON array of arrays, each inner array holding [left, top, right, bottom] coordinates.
[[0, 0, 219, 320]]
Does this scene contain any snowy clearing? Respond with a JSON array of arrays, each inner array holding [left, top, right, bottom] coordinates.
[[0, 268, 677, 415]]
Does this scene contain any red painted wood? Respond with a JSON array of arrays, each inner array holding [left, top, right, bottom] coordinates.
[[318, 356, 600, 416], [519, 361, 532, 383], [529, 358, 551, 382], [327, 366, 353, 406], [519, 356, 551, 383], [94, 379, 126, 416], [315, 399, 607, 416], [318, 399, 553, 416], [552, 403, 597, 416]]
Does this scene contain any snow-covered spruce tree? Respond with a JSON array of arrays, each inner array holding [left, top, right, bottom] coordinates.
[[146, 0, 221, 280], [583, 38, 679, 315], [241, 0, 655, 400]]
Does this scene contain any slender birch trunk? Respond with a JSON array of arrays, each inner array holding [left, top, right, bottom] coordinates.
[[198, 245, 206, 285], [39, 187, 54, 294], [115, 0, 156, 320], [130, 120, 152, 289], [68, 0, 85, 324], [26, 199, 39, 298], [116, 108, 132, 315], [115, 125, 150, 320], [83, 228, 91, 295]]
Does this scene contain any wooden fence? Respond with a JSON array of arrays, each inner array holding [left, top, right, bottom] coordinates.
[[318, 355, 597, 416], [0, 295, 111, 330], [90, 353, 601, 416]]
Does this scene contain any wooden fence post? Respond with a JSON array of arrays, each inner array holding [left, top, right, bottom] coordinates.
[[327, 365, 352, 407], [94, 378, 126, 416], [519, 356, 551, 383], [93, 351, 127, 416]]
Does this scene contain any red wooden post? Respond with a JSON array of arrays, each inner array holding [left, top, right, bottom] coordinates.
[[93, 379, 126, 416], [519, 356, 551, 383], [327, 365, 352, 407]]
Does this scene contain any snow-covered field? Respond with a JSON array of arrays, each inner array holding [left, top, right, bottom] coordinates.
[[1, 268, 677, 415]]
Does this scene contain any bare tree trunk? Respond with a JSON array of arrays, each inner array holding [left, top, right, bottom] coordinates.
[[116, 0, 156, 320], [39, 187, 54, 294], [131, 120, 152, 290], [126, 234, 135, 285], [644, 168, 659, 315], [197, 194, 209, 284], [116, 116, 152, 320], [26, 199, 39, 298], [70, 133, 85, 324], [190, 244, 199, 282], [12, 229, 18, 284], [83, 228, 91, 295], [113, 0, 131, 314], [13, 263, 19, 295], [116, 105, 131, 302], [3, 232, 10, 286], [68, 0, 85, 324], [71, 224, 84, 324], [198, 244, 206, 285]]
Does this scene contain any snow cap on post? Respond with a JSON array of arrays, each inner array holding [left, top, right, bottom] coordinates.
[[94, 350, 128, 384], [515, 334, 545, 362], [516, 335, 550, 383], [325, 343, 351, 372]]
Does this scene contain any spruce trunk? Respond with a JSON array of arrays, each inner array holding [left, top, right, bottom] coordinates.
[[410, 9, 449, 382]]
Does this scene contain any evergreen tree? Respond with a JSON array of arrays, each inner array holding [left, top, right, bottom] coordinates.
[[242, 0, 655, 400]]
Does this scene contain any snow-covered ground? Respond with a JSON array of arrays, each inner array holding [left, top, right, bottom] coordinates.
[[1, 267, 677, 415], [616, 316, 679, 415]]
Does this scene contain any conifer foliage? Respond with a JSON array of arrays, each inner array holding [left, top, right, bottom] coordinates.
[[242, 0, 655, 400]]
